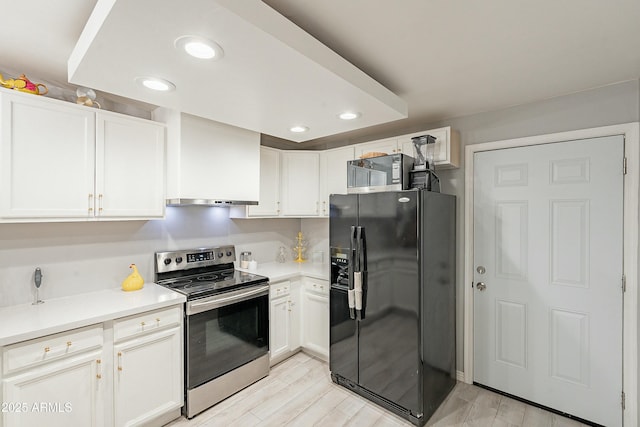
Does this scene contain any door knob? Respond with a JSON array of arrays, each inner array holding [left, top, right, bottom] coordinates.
[[476, 282, 487, 291]]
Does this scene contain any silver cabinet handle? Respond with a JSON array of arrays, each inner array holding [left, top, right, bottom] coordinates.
[[476, 282, 486, 291]]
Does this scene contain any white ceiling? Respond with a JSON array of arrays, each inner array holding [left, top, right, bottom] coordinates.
[[1, 0, 639, 146]]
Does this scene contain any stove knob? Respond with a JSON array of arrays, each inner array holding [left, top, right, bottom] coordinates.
[[218, 252, 224, 258], [164, 258, 172, 265], [175, 257, 183, 264], [226, 251, 233, 257]]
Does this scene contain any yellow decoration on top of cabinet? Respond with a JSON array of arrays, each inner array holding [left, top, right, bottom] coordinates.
[[0, 73, 48, 95], [122, 264, 144, 292], [293, 231, 307, 263]]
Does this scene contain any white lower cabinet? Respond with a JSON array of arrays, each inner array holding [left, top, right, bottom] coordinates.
[[270, 294, 290, 361], [0, 305, 183, 427], [300, 278, 329, 360], [269, 280, 301, 365], [113, 326, 182, 427], [112, 306, 182, 427], [2, 350, 105, 427], [1, 325, 106, 427]]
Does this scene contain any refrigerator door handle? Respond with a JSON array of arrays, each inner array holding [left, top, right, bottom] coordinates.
[[349, 225, 357, 319], [356, 226, 366, 320]]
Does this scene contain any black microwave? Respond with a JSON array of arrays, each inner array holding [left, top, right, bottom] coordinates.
[[347, 154, 414, 193]]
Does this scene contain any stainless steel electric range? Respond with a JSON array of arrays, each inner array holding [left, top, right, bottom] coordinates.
[[154, 245, 270, 419]]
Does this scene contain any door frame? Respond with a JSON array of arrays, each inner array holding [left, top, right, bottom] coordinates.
[[463, 122, 639, 425]]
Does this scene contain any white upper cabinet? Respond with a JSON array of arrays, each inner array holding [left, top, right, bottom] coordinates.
[[355, 137, 401, 158], [0, 89, 166, 222], [281, 151, 320, 216], [0, 91, 95, 219], [320, 146, 355, 216], [353, 126, 460, 169], [157, 110, 260, 204], [396, 126, 460, 169], [247, 146, 281, 216], [96, 111, 165, 218]]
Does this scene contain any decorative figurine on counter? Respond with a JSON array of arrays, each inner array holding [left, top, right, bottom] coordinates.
[[292, 231, 308, 263], [276, 246, 287, 263], [122, 263, 144, 292], [0, 73, 48, 95]]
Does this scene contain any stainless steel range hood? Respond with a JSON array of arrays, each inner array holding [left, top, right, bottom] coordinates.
[[155, 109, 261, 207], [166, 198, 257, 207]]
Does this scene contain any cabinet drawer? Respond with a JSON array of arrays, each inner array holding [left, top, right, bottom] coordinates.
[[270, 281, 290, 299], [304, 278, 329, 296], [2, 324, 103, 375], [114, 306, 181, 342]]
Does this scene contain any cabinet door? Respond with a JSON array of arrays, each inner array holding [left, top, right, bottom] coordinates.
[[354, 138, 399, 158], [301, 289, 329, 359], [113, 326, 182, 427], [269, 295, 290, 362], [281, 151, 320, 216], [248, 146, 281, 216], [289, 280, 301, 350], [397, 127, 459, 169], [0, 92, 95, 219], [2, 350, 104, 427], [320, 146, 354, 216], [96, 112, 165, 218]]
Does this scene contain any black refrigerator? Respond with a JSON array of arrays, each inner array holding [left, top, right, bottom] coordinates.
[[329, 189, 456, 426]]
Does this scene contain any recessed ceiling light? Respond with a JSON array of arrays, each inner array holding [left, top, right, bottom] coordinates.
[[136, 77, 175, 92], [290, 126, 309, 133], [175, 35, 224, 60], [339, 111, 361, 120]]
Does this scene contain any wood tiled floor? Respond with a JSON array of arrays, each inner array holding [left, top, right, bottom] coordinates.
[[165, 352, 590, 427]]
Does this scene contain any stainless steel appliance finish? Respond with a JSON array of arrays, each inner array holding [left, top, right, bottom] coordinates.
[[347, 153, 414, 193], [329, 190, 456, 426], [155, 245, 270, 419]]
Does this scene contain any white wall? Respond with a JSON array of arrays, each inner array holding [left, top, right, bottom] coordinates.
[[0, 207, 300, 307]]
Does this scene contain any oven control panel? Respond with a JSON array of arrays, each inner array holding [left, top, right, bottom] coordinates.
[[155, 246, 236, 274], [187, 251, 213, 263]]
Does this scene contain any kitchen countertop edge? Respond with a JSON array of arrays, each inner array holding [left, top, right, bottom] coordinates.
[[237, 262, 329, 283], [0, 283, 186, 347]]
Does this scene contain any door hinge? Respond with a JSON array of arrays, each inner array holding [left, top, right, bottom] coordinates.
[[622, 275, 626, 293], [623, 157, 628, 175], [621, 391, 626, 410]]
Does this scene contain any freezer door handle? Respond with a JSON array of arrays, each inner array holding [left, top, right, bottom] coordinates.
[[347, 289, 356, 319], [349, 225, 357, 287]]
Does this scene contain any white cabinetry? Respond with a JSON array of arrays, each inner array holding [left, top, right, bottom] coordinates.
[[0, 305, 183, 427], [113, 307, 182, 427], [96, 112, 165, 218], [396, 126, 460, 169], [353, 126, 460, 169], [355, 137, 401, 158], [319, 146, 354, 216], [281, 151, 320, 216], [0, 89, 166, 222], [301, 278, 329, 360], [1, 325, 105, 427], [269, 280, 301, 365], [247, 146, 281, 216]]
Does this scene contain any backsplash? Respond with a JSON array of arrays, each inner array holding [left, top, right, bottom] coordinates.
[[0, 207, 301, 307]]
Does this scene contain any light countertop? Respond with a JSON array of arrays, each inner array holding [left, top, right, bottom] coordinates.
[[0, 283, 185, 347], [237, 261, 329, 283]]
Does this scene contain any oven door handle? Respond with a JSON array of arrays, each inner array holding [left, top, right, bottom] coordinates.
[[186, 284, 269, 315]]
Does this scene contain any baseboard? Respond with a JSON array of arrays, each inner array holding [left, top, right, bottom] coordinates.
[[456, 370, 466, 382]]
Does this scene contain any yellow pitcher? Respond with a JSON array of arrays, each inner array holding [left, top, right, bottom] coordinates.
[[0, 73, 48, 95]]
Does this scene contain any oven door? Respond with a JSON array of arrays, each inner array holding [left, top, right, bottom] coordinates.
[[185, 283, 269, 390]]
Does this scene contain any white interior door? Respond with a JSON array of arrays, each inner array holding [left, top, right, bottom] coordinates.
[[473, 136, 624, 426]]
